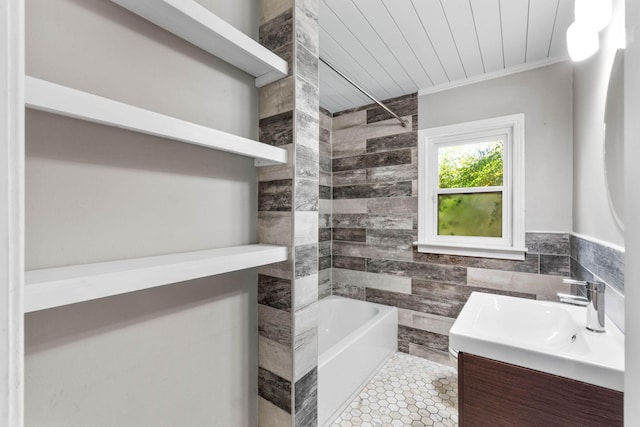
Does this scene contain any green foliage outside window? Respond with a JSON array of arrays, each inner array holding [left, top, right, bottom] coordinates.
[[437, 141, 504, 237], [438, 141, 504, 188], [438, 193, 503, 237]]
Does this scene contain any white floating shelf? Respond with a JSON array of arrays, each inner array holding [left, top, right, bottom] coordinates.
[[25, 77, 287, 166], [25, 244, 288, 313], [110, 0, 288, 87]]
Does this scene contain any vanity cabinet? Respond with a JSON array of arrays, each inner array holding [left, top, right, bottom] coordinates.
[[458, 352, 623, 426]]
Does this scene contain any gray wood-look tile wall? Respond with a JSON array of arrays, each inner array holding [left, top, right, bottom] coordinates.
[[319, 108, 332, 301], [570, 234, 625, 331], [258, 0, 319, 425], [320, 94, 590, 365]]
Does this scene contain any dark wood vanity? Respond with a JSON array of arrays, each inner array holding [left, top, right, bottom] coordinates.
[[458, 352, 623, 426]]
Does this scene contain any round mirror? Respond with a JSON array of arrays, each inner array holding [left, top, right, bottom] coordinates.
[[604, 49, 624, 230]]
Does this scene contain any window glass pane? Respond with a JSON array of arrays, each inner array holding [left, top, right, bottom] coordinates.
[[438, 140, 504, 188], [438, 192, 502, 237]]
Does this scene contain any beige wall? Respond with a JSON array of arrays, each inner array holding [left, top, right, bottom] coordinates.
[[573, 0, 625, 248], [25, 0, 259, 425], [418, 62, 574, 233]]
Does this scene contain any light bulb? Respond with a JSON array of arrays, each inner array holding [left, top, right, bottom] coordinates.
[[567, 21, 599, 61], [575, 0, 612, 32]]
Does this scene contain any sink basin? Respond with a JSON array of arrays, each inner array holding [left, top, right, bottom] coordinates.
[[449, 292, 624, 391]]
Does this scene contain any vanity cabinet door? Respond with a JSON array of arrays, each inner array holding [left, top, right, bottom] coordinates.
[[458, 352, 623, 426]]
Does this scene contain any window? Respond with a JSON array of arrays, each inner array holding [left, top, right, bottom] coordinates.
[[417, 114, 526, 260]]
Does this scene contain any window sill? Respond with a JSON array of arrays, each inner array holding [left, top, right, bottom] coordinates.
[[414, 242, 528, 261]]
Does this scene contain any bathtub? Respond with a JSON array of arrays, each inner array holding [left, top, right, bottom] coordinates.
[[318, 295, 398, 426]]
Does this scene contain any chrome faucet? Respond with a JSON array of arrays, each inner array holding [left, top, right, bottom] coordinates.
[[557, 279, 606, 333]]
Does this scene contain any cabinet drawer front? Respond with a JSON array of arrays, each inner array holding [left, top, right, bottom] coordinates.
[[458, 352, 623, 427]]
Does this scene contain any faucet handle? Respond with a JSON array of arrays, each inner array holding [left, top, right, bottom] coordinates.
[[562, 278, 588, 295], [562, 278, 606, 293]]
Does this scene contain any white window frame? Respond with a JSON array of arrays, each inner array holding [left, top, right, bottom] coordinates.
[[417, 114, 526, 260]]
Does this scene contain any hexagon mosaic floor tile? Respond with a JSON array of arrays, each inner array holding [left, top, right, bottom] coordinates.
[[330, 352, 458, 427]]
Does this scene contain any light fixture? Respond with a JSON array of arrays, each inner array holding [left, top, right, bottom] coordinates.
[[566, 21, 599, 61], [574, 0, 612, 32]]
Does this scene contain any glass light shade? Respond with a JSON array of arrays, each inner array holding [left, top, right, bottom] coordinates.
[[575, 0, 612, 32], [567, 22, 599, 61]]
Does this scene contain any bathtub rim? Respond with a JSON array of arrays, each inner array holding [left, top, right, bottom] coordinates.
[[318, 295, 398, 368]]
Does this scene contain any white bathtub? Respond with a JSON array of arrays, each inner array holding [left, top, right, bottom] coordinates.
[[317, 296, 398, 426]]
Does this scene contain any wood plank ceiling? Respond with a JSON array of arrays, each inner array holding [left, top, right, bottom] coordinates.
[[319, 0, 574, 113]]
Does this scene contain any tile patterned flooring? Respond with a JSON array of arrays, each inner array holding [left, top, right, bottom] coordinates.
[[331, 352, 459, 427]]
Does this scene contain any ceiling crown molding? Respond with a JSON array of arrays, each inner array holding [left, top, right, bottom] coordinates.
[[418, 56, 570, 97]]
